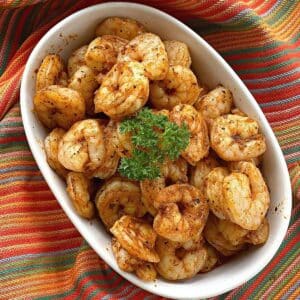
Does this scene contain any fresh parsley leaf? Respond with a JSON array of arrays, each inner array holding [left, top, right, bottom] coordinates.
[[118, 108, 190, 180]]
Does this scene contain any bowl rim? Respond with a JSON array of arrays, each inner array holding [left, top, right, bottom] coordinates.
[[20, 2, 292, 299]]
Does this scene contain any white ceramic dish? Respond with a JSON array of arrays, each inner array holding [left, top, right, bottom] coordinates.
[[20, 2, 292, 299]]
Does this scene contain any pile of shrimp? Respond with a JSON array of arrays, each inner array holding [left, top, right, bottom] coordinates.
[[35, 17, 270, 282]]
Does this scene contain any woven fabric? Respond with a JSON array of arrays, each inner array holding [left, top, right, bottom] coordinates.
[[0, 0, 299, 299]]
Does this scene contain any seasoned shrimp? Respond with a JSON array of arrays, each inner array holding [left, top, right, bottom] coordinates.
[[231, 107, 247, 117], [67, 45, 88, 77], [91, 121, 120, 179], [34, 85, 85, 130], [95, 17, 147, 40], [68, 65, 99, 115], [204, 214, 245, 256], [153, 184, 209, 242], [112, 237, 141, 272], [150, 66, 200, 110], [94, 61, 149, 119], [66, 172, 95, 219], [44, 128, 68, 178], [217, 218, 249, 246], [163, 40, 191, 68], [36, 54, 66, 91], [95, 177, 146, 228], [189, 153, 219, 198], [115, 122, 133, 157], [140, 157, 188, 216], [199, 244, 220, 273], [112, 238, 157, 281], [57, 119, 106, 172], [210, 114, 267, 161], [135, 263, 157, 282], [245, 218, 269, 245], [85, 35, 128, 73], [170, 104, 210, 165], [224, 161, 270, 230], [205, 167, 229, 219], [194, 86, 233, 127], [155, 236, 207, 280], [110, 216, 159, 262], [118, 33, 168, 80]]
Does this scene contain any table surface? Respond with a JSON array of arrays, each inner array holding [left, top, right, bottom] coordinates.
[[0, 1, 299, 299]]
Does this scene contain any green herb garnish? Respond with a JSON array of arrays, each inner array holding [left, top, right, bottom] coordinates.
[[118, 108, 190, 180]]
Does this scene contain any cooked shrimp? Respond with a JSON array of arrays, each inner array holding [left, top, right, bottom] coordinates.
[[163, 40, 191, 68], [34, 85, 85, 130], [94, 61, 149, 119], [115, 122, 133, 157], [85, 35, 128, 73], [153, 184, 209, 242], [68, 65, 99, 115], [110, 216, 159, 262], [210, 114, 267, 161], [57, 119, 106, 173], [224, 161, 270, 230], [189, 154, 219, 198], [95, 177, 146, 228], [204, 214, 245, 256], [205, 167, 230, 219], [170, 104, 210, 165], [111, 237, 141, 272], [95, 17, 147, 40], [136, 263, 157, 281], [155, 236, 207, 280], [194, 86, 233, 127], [118, 33, 168, 80], [91, 121, 120, 179], [44, 128, 68, 178], [217, 218, 249, 246], [36, 54, 66, 91], [245, 218, 269, 245], [199, 244, 220, 273], [150, 66, 200, 110], [231, 107, 247, 117], [66, 172, 95, 219], [112, 238, 157, 281], [67, 45, 88, 77], [140, 157, 188, 216]]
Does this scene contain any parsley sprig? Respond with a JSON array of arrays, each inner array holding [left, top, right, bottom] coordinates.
[[118, 108, 190, 180]]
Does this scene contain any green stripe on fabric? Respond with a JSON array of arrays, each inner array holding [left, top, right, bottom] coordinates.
[[279, 136, 300, 146], [275, 126, 300, 137], [0, 253, 78, 277], [282, 146, 300, 156], [0, 143, 29, 151], [266, 0, 299, 26]]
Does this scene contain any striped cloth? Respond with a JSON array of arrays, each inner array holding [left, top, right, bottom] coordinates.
[[0, 0, 299, 299]]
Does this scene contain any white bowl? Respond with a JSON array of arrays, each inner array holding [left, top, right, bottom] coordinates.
[[20, 2, 292, 299]]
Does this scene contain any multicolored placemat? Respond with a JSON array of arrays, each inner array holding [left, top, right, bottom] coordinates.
[[0, 0, 299, 299]]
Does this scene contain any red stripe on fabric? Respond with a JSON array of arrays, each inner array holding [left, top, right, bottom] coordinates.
[[2, 239, 82, 256], [261, 100, 300, 114], [1, 230, 80, 247], [1, 222, 76, 235], [245, 73, 300, 89]]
